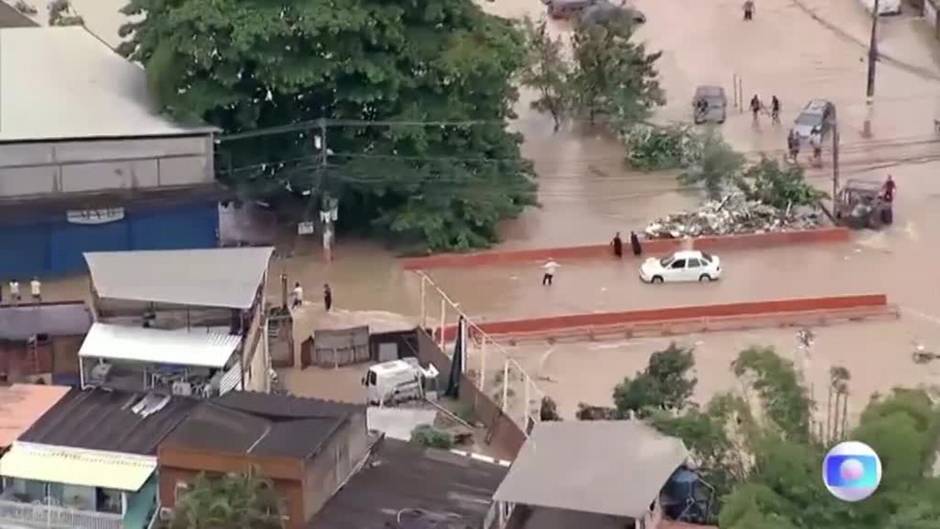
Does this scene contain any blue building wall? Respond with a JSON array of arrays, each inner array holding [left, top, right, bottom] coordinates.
[[0, 201, 218, 278]]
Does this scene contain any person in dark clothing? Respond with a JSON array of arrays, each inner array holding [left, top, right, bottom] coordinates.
[[749, 95, 761, 122], [612, 232, 623, 258], [882, 174, 896, 202], [743, 0, 755, 20], [323, 283, 333, 311], [630, 231, 642, 256], [770, 96, 780, 124]]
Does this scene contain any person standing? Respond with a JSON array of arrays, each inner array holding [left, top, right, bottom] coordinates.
[[787, 130, 800, 163], [809, 130, 823, 165], [882, 174, 896, 202], [542, 259, 559, 286], [770, 96, 781, 124], [323, 283, 333, 311], [743, 0, 755, 20], [291, 282, 304, 308], [749, 94, 761, 123], [611, 232, 623, 258], [9, 280, 20, 304], [30, 277, 41, 303], [630, 231, 643, 256]]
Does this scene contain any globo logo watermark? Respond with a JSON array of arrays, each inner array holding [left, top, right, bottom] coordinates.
[[822, 441, 882, 502]]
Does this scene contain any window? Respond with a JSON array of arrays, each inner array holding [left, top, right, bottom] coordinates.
[[670, 259, 686, 269], [700, 252, 713, 263], [367, 371, 377, 385], [659, 257, 674, 267], [687, 258, 701, 268], [174, 481, 190, 503]]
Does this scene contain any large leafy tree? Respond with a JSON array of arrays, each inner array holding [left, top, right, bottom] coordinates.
[[612, 342, 697, 418], [167, 472, 282, 529], [120, 0, 536, 251], [519, 17, 569, 132], [568, 16, 664, 125]]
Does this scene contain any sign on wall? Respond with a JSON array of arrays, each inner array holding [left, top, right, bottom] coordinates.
[[66, 208, 125, 225]]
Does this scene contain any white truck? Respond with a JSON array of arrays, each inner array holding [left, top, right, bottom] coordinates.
[[363, 357, 439, 406]]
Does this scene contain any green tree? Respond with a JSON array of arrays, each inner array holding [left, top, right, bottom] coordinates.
[[568, 17, 664, 125], [732, 345, 813, 442], [120, 0, 536, 252], [613, 342, 696, 418], [678, 128, 744, 200], [168, 472, 282, 529], [519, 18, 570, 132], [736, 157, 827, 209]]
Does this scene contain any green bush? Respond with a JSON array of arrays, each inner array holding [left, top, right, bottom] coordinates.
[[623, 124, 703, 171], [410, 425, 454, 450]]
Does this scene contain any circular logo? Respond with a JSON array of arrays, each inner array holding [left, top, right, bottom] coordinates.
[[822, 441, 882, 502]]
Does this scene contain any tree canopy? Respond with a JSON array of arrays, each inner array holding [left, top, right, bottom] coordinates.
[[121, 0, 536, 251], [167, 472, 282, 529]]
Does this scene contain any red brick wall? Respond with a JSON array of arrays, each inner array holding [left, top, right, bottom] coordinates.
[[437, 294, 887, 340], [401, 228, 851, 270]]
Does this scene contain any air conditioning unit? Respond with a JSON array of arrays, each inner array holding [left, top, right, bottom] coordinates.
[[159, 507, 174, 521]]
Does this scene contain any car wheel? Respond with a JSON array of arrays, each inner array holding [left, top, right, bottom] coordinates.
[[699, 274, 712, 282], [652, 276, 664, 284]]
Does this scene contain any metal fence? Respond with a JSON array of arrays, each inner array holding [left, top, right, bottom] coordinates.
[[414, 271, 542, 434], [0, 499, 123, 529]]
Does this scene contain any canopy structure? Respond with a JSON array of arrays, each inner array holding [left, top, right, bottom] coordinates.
[[0, 442, 157, 491], [493, 420, 689, 519], [79, 322, 240, 368], [84, 247, 273, 309]]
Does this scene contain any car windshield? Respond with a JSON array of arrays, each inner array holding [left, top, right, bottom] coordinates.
[[660, 256, 674, 267], [795, 112, 821, 126], [700, 252, 713, 263]]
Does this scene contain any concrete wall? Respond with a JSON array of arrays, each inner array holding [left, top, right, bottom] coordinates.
[[0, 135, 214, 198], [438, 294, 889, 340], [301, 410, 370, 521], [242, 284, 271, 393], [401, 228, 851, 270]]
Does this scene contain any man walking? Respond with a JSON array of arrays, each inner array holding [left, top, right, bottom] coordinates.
[[323, 283, 333, 311], [30, 277, 41, 303], [750, 94, 762, 123], [611, 232, 623, 258], [542, 259, 559, 286], [743, 0, 755, 20], [9, 279, 20, 304], [630, 231, 643, 256], [291, 282, 304, 308], [770, 96, 781, 124]]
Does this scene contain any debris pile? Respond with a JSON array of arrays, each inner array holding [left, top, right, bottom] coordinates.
[[644, 195, 825, 239]]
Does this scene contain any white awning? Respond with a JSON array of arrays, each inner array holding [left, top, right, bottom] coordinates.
[[79, 323, 240, 368], [0, 442, 156, 491], [84, 247, 273, 309]]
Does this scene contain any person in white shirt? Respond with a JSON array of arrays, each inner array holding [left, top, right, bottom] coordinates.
[[542, 259, 560, 286], [291, 282, 304, 308], [30, 277, 41, 303], [9, 280, 20, 303]]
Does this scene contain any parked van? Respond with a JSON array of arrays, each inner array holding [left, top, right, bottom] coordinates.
[[363, 358, 439, 406]]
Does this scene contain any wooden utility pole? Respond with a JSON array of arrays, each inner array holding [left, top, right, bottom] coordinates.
[[866, 0, 880, 100], [832, 120, 840, 202]]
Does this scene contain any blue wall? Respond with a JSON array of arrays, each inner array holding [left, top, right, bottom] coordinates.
[[0, 202, 218, 278]]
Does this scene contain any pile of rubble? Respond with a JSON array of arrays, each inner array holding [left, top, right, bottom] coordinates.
[[644, 196, 825, 239]]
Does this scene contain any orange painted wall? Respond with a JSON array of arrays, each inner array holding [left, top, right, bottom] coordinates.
[[436, 294, 887, 340], [401, 227, 851, 270]]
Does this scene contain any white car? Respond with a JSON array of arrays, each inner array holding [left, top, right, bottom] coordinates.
[[860, 0, 900, 15], [639, 250, 721, 284]]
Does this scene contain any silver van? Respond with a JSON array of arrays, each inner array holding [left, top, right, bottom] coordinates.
[[692, 85, 727, 124]]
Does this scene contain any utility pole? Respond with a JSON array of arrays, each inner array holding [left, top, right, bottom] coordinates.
[[832, 119, 840, 203], [866, 0, 880, 101]]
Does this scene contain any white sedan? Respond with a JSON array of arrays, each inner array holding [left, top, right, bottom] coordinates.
[[639, 250, 721, 284]]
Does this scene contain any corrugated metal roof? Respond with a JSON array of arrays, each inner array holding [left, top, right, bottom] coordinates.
[[84, 247, 274, 309], [0, 302, 92, 340], [19, 388, 198, 455], [0, 441, 156, 491], [0, 26, 216, 142], [493, 420, 689, 518], [0, 385, 71, 447], [79, 323, 240, 368]]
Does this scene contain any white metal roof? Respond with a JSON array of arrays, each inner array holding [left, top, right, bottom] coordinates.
[[493, 421, 689, 518], [0, 26, 216, 142], [0, 441, 157, 491], [85, 247, 274, 309], [79, 323, 240, 368]]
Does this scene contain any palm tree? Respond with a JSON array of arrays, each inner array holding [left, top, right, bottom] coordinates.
[[168, 470, 283, 529]]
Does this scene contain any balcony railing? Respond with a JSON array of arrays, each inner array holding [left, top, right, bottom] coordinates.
[[0, 499, 123, 529]]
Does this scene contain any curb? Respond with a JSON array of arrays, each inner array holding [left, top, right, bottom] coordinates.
[[449, 449, 512, 467]]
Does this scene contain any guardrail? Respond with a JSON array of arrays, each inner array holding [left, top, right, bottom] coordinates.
[[0, 499, 123, 529]]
